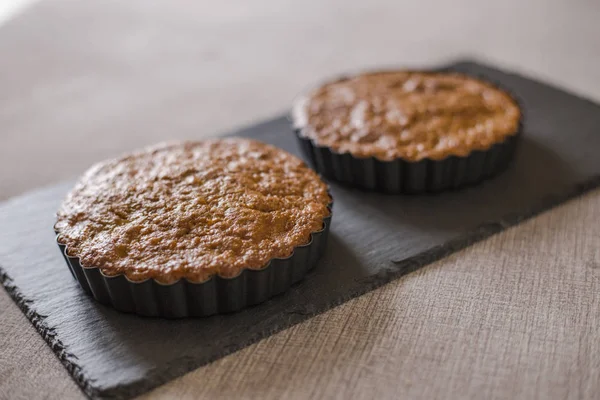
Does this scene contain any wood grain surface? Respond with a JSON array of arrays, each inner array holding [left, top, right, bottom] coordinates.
[[1, 0, 600, 399]]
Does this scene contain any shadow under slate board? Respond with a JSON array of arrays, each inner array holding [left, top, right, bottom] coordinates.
[[2, 61, 600, 400]]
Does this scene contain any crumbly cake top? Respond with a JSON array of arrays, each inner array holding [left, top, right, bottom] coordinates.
[[55, 138, 331, 283], [293, 71, 521, 161]]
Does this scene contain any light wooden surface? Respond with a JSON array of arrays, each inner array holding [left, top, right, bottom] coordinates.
[[1, 0, 600, 399]]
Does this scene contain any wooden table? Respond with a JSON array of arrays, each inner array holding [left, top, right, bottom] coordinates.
[[1, 1, 600, 398]]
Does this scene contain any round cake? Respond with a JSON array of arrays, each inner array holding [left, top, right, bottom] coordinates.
[[293, 71, 521, 161], [55, 138, 331, 285], [292, 70, 522, 193]]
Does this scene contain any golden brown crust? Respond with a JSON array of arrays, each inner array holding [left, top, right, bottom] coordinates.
[[55, 138, 331, 284], [293, 71, 521, 161]]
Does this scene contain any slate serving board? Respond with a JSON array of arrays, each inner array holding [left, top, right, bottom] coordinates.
[[1, 61, 600, 400]]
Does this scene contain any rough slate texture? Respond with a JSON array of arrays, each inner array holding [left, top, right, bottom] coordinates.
[[1, 62, 600, 400]]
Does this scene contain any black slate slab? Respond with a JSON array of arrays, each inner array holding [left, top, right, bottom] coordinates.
[[2, 61, 600, 400]]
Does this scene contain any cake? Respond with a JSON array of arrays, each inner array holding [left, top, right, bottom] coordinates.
[[55, 138, 332, 316], [292, 70, 522, 193]]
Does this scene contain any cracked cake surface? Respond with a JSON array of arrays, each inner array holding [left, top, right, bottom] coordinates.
[[293, 71, 521, 161], [55, 138, 331, 283]]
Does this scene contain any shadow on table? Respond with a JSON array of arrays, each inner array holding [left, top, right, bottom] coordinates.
[[79, 232, 367, 398], [332, 135, 580, 233]]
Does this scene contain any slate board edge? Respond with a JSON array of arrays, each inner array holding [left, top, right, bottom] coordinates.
[[0, 270, 94, 398], [1, 59, 600, 399]]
